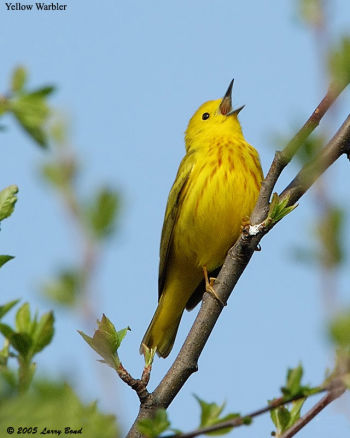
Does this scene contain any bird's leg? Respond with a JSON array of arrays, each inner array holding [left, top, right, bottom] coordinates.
[[209, 277, 216, 287], [203, 266, 226, 307]]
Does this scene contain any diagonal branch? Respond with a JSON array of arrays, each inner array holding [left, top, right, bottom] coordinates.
[[126, 90, 349, 437], [280, 114, 350, 206], [251, 82, 345, 224]]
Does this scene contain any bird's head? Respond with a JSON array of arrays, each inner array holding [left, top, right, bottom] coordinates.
[[185, 79, 245, 152]]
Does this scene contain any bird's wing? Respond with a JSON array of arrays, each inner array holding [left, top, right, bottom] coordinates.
[[158, 152, 195, 298]]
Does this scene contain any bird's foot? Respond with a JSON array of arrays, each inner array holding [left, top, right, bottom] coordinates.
[[203, 267, 226, 307], [205, 282, 226, 308]]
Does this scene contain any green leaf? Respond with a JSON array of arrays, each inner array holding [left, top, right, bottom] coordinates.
[[0, 322, 15, 339], [0, 185, 19, 221], [41, 269, 81, 306], [11, 66, 27, 93], [288, 398, 305, 427], [267, 193, 297, 225], [0, 378, 119, 437], [78, 315, 129, 370], [0, 96, 9, 116], [0, 303, 54, 360], [12, 304, 55, 357], [329, 36, 350, 88], [10, 92, 51, 148], [270, 365, 318, 435], [86, 187, 120, 239], [330, 310, 350, 348], [11, 332, 33, 357], [270, 406, 291, 434], [11, 94, 49, 127], [32, 311, 54, 353], [242, 416, 252, 425], [283, 364, 304, 398], [270, 398, 305, 435], [142, 344, 156, 367], [137, 409, 170, 438], [0, 255, 14, 269], [15, 303, 31, 333], [196, 396, 225, 427], [194, 395, 240, 435], [22, 125, 47, 147], [0, 299, 20, 319], [28, 86, 56, 98], [41, 160, 77, 188], [0, 340, 10, 367], [280, 364, 316, 399]]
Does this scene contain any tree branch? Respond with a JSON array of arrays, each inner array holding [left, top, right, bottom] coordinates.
[[117, 363, 150, 404], [126, 89, 349, 437], [280, 384, 346, 438], [162, 382, 346, 438], [280, 114, 350, 206], [251, 82, 345, 224]]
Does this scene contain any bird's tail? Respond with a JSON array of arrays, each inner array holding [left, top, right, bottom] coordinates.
[[140, 294, 184, 358]]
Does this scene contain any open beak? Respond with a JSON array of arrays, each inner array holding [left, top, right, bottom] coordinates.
[[219, 79, 245, 116]]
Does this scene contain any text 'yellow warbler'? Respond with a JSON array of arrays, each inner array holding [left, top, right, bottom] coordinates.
[[141, 80, 263, 358]]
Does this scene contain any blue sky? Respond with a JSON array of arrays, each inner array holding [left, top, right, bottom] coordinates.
[[1, 0, 350, 436]]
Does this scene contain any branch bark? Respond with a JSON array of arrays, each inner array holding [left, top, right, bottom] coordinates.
[[117, 363, 150, 404], [126, 85, 349, 437]]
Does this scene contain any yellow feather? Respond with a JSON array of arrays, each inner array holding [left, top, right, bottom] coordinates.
[[141, 89, 263, 358]]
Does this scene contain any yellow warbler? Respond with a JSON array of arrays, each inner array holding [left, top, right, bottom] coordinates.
[[141, 80, 263, 358]]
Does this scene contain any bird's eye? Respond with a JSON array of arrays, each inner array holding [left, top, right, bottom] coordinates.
[[202, 112, 210, 120]]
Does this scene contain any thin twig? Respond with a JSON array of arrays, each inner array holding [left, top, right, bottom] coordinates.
[[251, 82, 345, 224], [141, 364, 152, 387], [280, 114, 350, 206], [117, 363, 150, 404], [164, 381, 346, 438], [54, 153, 99, 322], [280, 385, 346, 438], [309, 0, 340, 318], [163, 389, 326, 438]]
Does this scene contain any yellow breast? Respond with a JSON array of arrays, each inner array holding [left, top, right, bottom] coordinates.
[[173, 136, 262, 270]]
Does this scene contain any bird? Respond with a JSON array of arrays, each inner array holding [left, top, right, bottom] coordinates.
[[140, 80, 263, 358]]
